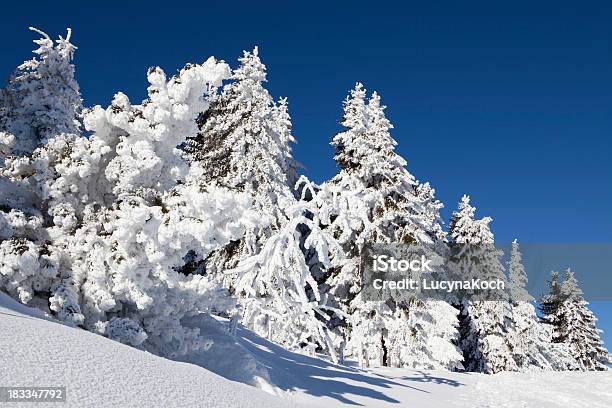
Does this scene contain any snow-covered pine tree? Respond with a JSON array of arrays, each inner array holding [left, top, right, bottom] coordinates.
[[185, 47, 297, 211], [184, 47, 298, 281], [541, 269, 609, 370], [2, 27, 82, 155], [63, 58, 263, 356], [1, 27, 82, 217], [507, 239, 529, 302], [507, 240, 578, 371], [540, 270, 562, 322], [384, 181, 463, 370], [448, 195, 517, 373], [0, 32, 264, 357], [231, 176, 346, 360], [413, 182, 447, 242], [185, 49, 343, 358], [0, 28, 83, 315], [322, 84, 461, 369]]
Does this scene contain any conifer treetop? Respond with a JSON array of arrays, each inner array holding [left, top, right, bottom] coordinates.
[[232, 47, 267, 86], [508, 239, 533, 302], [560, 268, 584, 299], [449, 195, 494, 244], [3, 27, 82, 154]]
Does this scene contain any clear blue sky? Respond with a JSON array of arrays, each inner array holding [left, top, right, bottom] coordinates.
[[1, 1, 611, 348]]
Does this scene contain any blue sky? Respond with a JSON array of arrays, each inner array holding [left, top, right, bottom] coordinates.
[[1, 1, 611, 347]]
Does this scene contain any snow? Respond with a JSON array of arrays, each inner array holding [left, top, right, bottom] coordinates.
[[224, 314, 612, 408], [2, 291, 611, 407], [0, 292, 293, 408]]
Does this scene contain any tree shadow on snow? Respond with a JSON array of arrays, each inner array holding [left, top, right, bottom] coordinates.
[[398, 371, 464, 387], [236, 325, 427, 405]]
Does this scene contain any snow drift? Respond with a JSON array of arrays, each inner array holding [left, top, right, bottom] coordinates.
[[0, 292, 292, 408]]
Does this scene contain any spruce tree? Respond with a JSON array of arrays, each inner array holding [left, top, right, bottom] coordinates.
[[0, 28, 83, 318], [0, 32, 259, 357], [322, 84, 461, 369], [185, 47, 297, 213], [185, 47, 299, 280], [508, 241, 577, 371], [186, 50, 342, 357], [507, 239, 530, 302], [448, 195, 517, 373], [541, 269, 609, 370], [2, 27, 82, 155]]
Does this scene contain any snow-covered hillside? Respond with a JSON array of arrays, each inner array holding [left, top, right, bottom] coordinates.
[[0, 292, 293, 408], [231, 320, 612, 408], [2, 291, 610, 408]]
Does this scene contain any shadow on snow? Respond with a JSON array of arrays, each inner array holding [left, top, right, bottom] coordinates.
[[235, 325, 465, 405]]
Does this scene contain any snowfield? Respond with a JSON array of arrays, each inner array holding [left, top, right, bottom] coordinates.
[[231, 320, 612, 408], [0, 293, 293, 408], [1, 292, 610, 408]]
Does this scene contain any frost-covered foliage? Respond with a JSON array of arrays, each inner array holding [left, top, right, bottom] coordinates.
[[507, 241, 578, 371], [449, 195, 516, 374], [185, 47, 297, 215], [510, 301, 578, 371], [183, 49, 340, 358], [0, 28, 266, 358], [231, 177, 345, 359], [61, 57, 258, 356], [540, 269, 609, 371], [0, 28, 83, 318], [71, 185, 258, 356], [507, 239, 531, 302], [2, 28, 82, 155], [385, 299, 463, 370], [185, 47, 299, 287], [320, 84, 461, 370]]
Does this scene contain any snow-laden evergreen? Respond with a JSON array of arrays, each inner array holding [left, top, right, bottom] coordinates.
[[0, 28, 84, 317], [62, 57, 258, 356], [0, 29, 267, 357], [185, 47, 297, 214], [185, 47, 299, 285], [1, 28, 82, 155], [321, 83, 462, 370], [541, 269, 609, 371], [507, 239, 530, 302], [183, 49, 343, 357], [231, 176, 345, 360], [448, 195, 517, 373], [507, 240, 578, 371]]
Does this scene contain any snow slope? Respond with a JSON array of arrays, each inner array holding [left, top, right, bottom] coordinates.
[[2, 291, 611, 408], [0, 292, 293, 408], [231, 322, 612, 408]]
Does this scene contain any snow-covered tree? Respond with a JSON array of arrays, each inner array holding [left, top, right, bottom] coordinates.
[[65, 57, 259, 356], [185, 49, 346, 358], [321, 84, 461, 369], [507, 239, 530, 302], [0, 32, 265, 358], [541, 269, 609, 370], [231, 176, 346, 359], [507, 241, 578, 371], [2, 27, 82, 155], [0, 28, 83, 316], [413, 182, 447, 242], [448, 195, 516, 373], [185, 47, 297, 212], [184, 47, 299, 284]]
